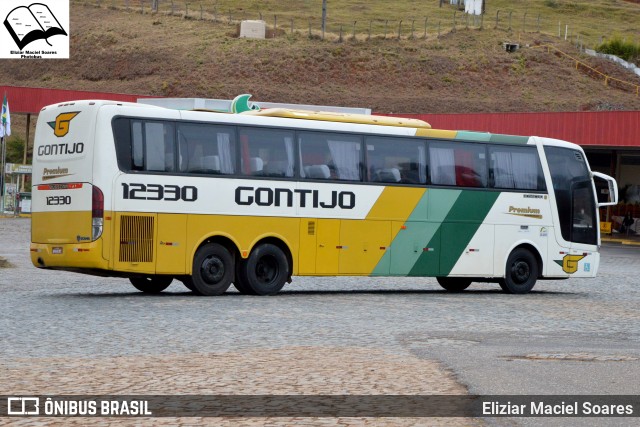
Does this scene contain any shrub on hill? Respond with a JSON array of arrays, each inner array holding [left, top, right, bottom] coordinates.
[[596, 36, 640, 65]]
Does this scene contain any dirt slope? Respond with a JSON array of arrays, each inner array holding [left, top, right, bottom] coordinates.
[[1, 4, 640, 113]]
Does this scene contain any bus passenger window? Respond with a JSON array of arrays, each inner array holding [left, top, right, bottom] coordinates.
[[238, 128, 294, 177], [299, 131, 362, 181], [489, 145, 544, 190], [365, 136, 426, 184], [430, 142, 486, 187], [177, 123, 236, 175], [128, 120, 175, 172], [132, 121, 144, 170]]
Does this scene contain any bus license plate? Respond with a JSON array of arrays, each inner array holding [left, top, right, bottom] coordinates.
[[52, 247, 63, 254]]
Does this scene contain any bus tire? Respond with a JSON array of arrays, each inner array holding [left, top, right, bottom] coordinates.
[[436, 277, 472, 292], [190, 243, 234, 296], [233, 261, 258, 295], [239, 243, 289, 296], [499, 248, 539, 294], [129, 276, 173, 294]]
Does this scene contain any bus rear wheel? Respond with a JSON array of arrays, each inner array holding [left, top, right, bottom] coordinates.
[[436, 277, 472, 292], [499, 248, 539, 294], [129, 276, 173, 294], [188, 243, 234, 296], [237, 243, 289, 296]]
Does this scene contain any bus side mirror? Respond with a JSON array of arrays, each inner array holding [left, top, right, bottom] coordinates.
[[592, 172, 618, 207]]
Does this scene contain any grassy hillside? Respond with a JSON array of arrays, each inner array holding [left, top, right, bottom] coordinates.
[[1, 0, 639, 117]]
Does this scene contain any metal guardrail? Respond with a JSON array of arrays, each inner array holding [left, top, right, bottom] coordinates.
[[532, 44, 640, 97]]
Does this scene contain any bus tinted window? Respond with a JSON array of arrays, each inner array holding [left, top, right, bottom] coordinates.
[[131, 120, 175, 172], [178, 123, 236, 175], [429, 142, 487, 187], [544, 146, 596, 245], [489, 145, 545, 190], [239, 127, 294, 177], [299, 132, 362, 181], [366, 137, 426, 184]]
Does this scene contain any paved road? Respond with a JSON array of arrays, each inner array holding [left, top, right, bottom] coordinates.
[[1, 218, 639, 425]]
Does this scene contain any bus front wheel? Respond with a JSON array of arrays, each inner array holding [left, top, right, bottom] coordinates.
[[436, 277, 472, 292], [237, 243, 289, 296], [499, 248, 539, 294], [187, 243, 234, 296], [129, 276, 173, 294]]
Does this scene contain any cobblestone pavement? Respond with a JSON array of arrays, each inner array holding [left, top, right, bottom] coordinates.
[[2, 218, 640, 426]]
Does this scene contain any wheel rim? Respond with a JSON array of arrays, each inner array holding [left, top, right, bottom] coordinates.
[[201, 256, 225, 285], [510, 259, 531, 285], [255, 255, 278, 284]]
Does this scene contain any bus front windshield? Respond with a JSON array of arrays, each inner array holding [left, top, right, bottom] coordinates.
[[544, 146, 597, 246]]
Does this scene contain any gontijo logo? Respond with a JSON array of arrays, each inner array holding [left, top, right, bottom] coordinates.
[[47, 112, 79, 137], [554, 254, 586, 274]]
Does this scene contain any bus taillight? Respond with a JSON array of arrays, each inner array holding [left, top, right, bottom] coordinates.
[[92, 185, 104, 241]]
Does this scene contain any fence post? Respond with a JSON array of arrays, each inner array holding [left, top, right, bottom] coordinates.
[[453, 11, 457, 32], [411, 19, 415, 39], [352, 21, 356, 40], [479, 14, 483, 30], [558, 21, 561, 38], [140, 0, 143, 14], [152, 0, 158, 13], [185, 3, 188, 18], [228, 10, 232, 25], [438, 20, 441, 38], [508, 11, 512, 31], [200, 4, 203, 20], [384, 20, 388, 39], [565, 24, 568, 41], [339, 24, 343, 42], [368, 20, 372, 41], [537, 14, 540, 32], [423, 17, 428, 39], [291, 18, 294, 36], [274, 15, 277, 38], [523, 12, 527, 32], [495, 10, 500, 29], [397, 20, 402, 40], [309, 18, 312, 38]]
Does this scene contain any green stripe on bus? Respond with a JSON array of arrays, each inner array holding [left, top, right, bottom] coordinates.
[[489, 134, 530, 144], [372, 189, 459, 276], [408, 190, 500, 277], [456, 131, 492, 142]]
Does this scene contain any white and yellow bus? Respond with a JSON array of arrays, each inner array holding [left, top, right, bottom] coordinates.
[[30, 100, 617, 295]]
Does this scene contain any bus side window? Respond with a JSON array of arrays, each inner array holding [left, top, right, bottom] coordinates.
[[430, 142, 486, 188], [299, 131, 362, 181], [178, 124, 236, 175], [489, 145, 545, 191], [132, 121, 144, 170], [238, 127, 294, 178], [365, 136, 426, 184], [144, 122, 175, 172]]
